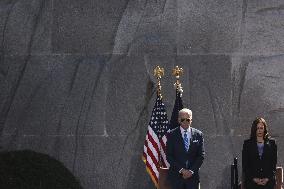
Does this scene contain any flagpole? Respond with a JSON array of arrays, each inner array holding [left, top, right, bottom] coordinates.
[[154, 66, 164, 98], [153, 66, 165, 169], [169, 66, 184, 130], [172, 66, 183, 93]]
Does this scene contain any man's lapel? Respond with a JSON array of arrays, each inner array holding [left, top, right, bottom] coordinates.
[[188, 128, 194, 153], [177, 129, 187, 153]]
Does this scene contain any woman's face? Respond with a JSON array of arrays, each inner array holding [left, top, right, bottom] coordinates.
[[256, 122, 265, 138]]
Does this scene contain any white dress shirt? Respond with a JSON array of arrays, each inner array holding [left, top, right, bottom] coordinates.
[[180, 126, 191, 144]]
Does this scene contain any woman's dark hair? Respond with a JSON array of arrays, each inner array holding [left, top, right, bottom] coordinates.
[[250, 117, 269, 140]]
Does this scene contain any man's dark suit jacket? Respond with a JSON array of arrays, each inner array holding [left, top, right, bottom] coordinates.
[[242, 138, 277, 189], [166, 127, 205, 189]]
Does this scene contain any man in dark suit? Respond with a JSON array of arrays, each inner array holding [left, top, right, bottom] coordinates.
[[166, 108, 205, 189]]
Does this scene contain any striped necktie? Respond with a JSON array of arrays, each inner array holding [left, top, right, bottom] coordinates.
[[183, 131, 189, 151]]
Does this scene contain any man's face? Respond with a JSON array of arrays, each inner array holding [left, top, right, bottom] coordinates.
[[256, 122, 265, 138], [179, 112, 192, 129]]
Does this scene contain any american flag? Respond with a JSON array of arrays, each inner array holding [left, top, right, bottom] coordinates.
[[143, 95, 170, 187]]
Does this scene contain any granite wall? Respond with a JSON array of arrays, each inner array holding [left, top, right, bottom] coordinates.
[[0, 0, 284, 188]]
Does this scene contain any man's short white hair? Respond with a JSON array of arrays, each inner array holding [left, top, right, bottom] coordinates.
[[178, 108, 192, 117]]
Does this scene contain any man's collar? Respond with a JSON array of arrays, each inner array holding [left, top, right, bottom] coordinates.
[[180, 126, 190, 133]]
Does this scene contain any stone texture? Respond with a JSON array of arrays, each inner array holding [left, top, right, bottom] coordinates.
[[52, 0, 128, 54], [0, 0, 284, 189], [177, 0, 243, 54], [242, 0, 284, 55], [231, 55, 284, 136], [0, 0, 52, 56]]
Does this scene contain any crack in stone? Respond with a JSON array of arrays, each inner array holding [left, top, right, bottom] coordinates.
[[269, 108, 284, 113], [0, 0, 46, 136], [0, 0, 18, 74], [256, 4, 284, 15], [72, 85, 89, 172], [112, 0, 151, 55], [116, 77, 155, 169], [239, 0, 248, 54]]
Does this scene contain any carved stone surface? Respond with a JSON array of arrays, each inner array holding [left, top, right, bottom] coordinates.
[[0, 0, 283, 189]]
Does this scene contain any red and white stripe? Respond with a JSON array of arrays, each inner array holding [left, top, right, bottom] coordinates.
[[143, 126, 169, 186]]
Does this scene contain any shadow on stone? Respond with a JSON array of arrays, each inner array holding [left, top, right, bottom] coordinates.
[[0, 150, 83, 189]]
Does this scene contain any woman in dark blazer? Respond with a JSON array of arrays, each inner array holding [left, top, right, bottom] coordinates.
[[242, 117, 277, 189]]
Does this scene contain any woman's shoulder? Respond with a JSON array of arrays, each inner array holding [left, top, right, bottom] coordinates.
[[243, 139, 255, 148], [244, 138, 253, 144]]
